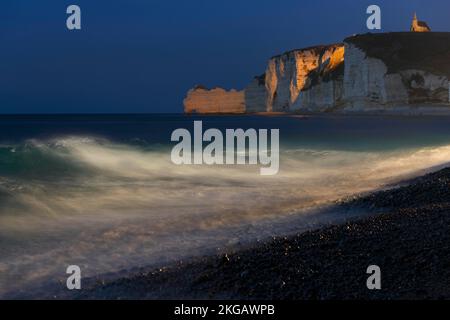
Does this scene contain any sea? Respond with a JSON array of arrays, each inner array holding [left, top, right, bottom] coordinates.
[[2, 113, 450, 297]]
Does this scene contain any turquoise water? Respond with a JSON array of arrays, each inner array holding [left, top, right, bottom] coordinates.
[[2, 114, 450, 297]]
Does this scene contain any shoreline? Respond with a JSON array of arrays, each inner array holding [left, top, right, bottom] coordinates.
[[60, 167, 450, 300], [184, 104, 450, 117]]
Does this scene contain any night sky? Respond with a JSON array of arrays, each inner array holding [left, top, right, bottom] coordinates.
[[1, 0, 450, 113]]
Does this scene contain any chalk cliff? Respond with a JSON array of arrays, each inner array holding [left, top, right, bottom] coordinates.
[[184, 32, 450, 114], [244, 75, 267, 113], [341, 33, 450, 113], [183, 86, 245, 114], [265, 44, 344, 112]]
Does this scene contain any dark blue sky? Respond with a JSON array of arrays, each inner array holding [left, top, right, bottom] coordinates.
[[1, 0, 449, 113]]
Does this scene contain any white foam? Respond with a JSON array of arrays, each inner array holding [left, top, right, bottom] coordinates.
[[2, 136, 450, 296]]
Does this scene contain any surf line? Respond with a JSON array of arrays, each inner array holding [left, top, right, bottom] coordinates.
[[170, 121, 279, 175]]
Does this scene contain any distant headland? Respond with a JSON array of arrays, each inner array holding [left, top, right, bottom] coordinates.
[[184, 15, 450, 115]]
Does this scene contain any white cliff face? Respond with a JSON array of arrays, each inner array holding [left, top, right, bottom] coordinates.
[[400, 70, 449, 103], [292, 46, 345, 112], [342, 42, 449, 112], [342, 43, 409, 111], [184, 33, 450, 115], [184, 87, 245, 114], [245, 76, 268, 113], [265, 49, 318, 111], [295, 79, 343, 112], [183, 44, 346, 114], [265, 45, 345, 112]]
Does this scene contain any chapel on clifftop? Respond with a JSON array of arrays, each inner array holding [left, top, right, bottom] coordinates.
[[411, 13, 431, 32]]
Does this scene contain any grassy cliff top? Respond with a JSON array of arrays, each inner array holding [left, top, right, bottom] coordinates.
[[345, 32, 450, 76]]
